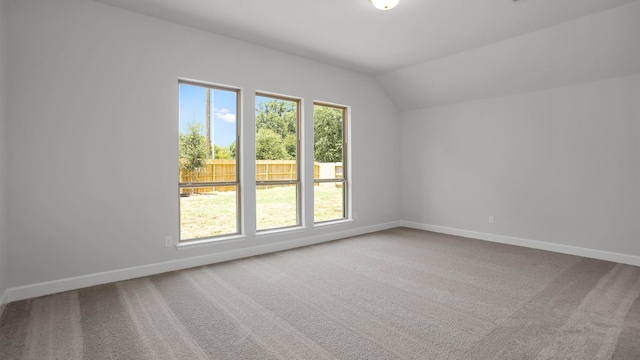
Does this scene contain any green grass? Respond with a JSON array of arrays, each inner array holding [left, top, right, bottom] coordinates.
[[256, 185, 298, 230], [180, 185, 344, 241], [314, 184, 345, 222], [180, 189, 238, 240]]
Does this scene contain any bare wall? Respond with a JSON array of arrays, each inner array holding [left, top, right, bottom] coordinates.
[[0, 0, 8, 301], [5, 0, 401, 289], [399, 2, 640, 261], [401, 75, 640, 257]]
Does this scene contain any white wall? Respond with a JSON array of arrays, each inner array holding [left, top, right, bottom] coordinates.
[[379, 2, 640, 111], [4, 0, 400, 294], [400, 3, 640, 261], [0, 0, 8, 302], [4, 0, 637, 302], [402, 76, 640, 259]]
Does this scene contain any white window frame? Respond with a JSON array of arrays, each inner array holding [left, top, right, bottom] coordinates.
[[313, 102, 349, 224], [178, 80, 241, 242], [255, 92, 302, 231]]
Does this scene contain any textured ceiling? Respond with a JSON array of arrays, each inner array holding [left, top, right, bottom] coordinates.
[[94, 0, 636, 75]]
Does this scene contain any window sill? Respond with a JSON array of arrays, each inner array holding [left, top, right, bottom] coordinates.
[[314, 218, 353, 228], [256, 226, 308, 239], [176, 234, 248, 250]]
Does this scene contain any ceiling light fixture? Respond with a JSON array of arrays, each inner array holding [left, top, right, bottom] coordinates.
[[369, 0, 399, 11]]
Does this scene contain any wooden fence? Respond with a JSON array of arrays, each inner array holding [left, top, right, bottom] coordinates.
[[180, 160, 321, 194]]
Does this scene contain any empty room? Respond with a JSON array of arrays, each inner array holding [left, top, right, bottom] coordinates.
[[0, 0, 638, 359]]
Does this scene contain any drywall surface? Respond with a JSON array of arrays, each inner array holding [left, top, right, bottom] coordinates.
[[5, 0, 400, 288], [0, 0, 8, 300], [378, 2, 640, 111], [401, 75, 640, 257]]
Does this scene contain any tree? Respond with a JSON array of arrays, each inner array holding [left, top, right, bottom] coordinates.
[[255, 99, 297, 160], [179, 122, 208, 182], [229, 141, 236, 160], [283, 134, 297, 160], [213, 144, 232, 160], [256, 100, 296, 140], [256, 128, 288, 160], [313, 106, 343, 162]]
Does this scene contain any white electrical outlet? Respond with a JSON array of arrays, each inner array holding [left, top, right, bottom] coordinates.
[[488, 216, 494, 224], [164, 236, 173, 247]]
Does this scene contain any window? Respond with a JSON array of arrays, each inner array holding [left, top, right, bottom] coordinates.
[[178, 81, 240, 241], [313, 103, 348, 223], [255, 94, 300, 230]]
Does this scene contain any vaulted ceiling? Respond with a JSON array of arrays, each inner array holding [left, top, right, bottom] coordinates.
[[94, 0, 638, 109]]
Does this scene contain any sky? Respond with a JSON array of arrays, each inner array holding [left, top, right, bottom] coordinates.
[[179, 83, 237, 147], [179, 84, 288, 148]]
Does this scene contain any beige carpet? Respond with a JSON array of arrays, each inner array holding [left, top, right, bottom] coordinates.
[[1, 227, 639, 359]]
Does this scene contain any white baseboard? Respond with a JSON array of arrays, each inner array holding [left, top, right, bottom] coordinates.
[[400, 221, 640, 267], [3, 221, 401, 304], [5, 219, 637, 305]]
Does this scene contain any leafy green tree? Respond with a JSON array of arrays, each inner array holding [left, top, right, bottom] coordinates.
[[255, 99, 297, 160], [256, 128, 288, 160], [283, 134, 297, 160], [314, 106, 343, 162], [213, 144, 232, 160], [179, 122, 208, 181], [229, 141, 236, 160], [256, 100, 297, 140]]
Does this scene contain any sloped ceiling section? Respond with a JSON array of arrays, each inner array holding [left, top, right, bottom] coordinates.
[[93, 0, 639, 110], [93, 0, 635, 74], [377, 2, 640, 110]]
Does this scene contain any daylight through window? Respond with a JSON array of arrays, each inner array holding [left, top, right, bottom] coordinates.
[[178, 81, 240, 241], [314, 103, 348, 223], [255, 94, 301, 230]]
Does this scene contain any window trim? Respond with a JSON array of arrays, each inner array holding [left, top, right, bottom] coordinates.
[[255, 92, 302, 232], [178, 79, 242, 242], [313, 101, 349, 224]]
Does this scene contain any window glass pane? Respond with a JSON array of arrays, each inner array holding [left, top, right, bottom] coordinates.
[[179, 84, 237, 184], [255, 94, 300, 231], [256, 184, 298, 230], [256, 160, 297, 182], [180, 186, 238, 239], [313, 105, 344, 180], [179, 82, 239, 241], [314, 103, 347, 224], [255, 96, 297, 175], [314, 182, 345, 222]]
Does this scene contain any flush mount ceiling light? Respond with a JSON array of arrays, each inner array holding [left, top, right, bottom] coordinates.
[[369, 0, 399, 10]]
